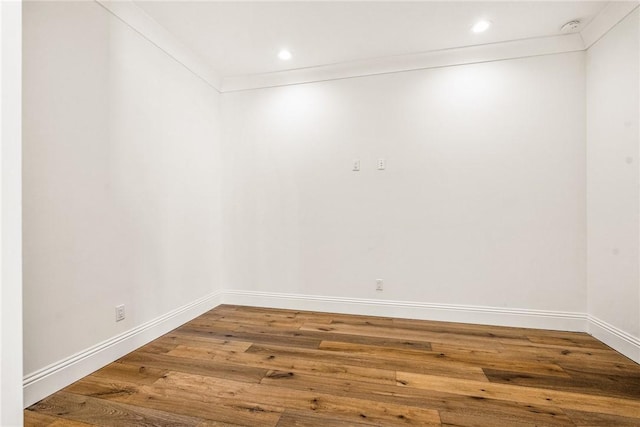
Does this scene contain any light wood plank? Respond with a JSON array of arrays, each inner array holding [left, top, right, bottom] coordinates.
[[29, 391, 206, 426], [165, 344, 397, 385], [159, 371, 442, 426]]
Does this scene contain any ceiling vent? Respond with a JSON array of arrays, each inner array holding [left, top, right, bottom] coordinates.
[[561, 20, 581, 33]]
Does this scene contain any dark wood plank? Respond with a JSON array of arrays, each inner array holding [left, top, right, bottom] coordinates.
[[564, 408, 640, 426], [483, 366, 640, 399], [396, 371, 640, 418]]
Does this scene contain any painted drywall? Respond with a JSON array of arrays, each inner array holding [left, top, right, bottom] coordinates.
[[19, 0, 638, 410], [586, 8, 640, 358], [1, 0, 24, 424], [221, 52, 587, 318], [22, 0, 222, 380]]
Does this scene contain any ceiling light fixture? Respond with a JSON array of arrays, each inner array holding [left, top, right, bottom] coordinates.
[[472, 20, 491, 33], [278, 49, 292, 61]]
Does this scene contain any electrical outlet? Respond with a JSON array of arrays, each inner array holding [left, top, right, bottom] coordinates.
[[115, 304, 125, 322], [353, 159, 361, 171], [376, 279, 383, 291], [377, 159, 386, 170]]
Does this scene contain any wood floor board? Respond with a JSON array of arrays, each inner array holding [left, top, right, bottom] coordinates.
[[525, 335, 611, 349], [274, 410, 376, 427], [117, 351, 269, 384], [212, 322, 437, 352], [175, 326, 322, 349], [62, 375, 143, 402], [64, 373, 284, 426], [28, 391, 206, 426], [166, 344, 252, 360], [24, 410, 96, 427], [318, 339, 438, 360], [555, 357, 640, 375], [131, 340, 180, 355], [90, 363, 170, 386], [439, 410, 539, 427], [483, 366, 640, 399], [319, 339, 570, 378], [465, 344, 640, 377], [460, 342, 632, 364], [300, 321, 539, 351], [389, 320, 535, 342], [26, 305, 640, 426], [317, 340, 490, 380], [246, 341, 490, 380], [159, 334, 254, 353], [215, 305, 336, 324], [167, 344, 398, 386], [158, 371, 442, 426], [121, 385, 284, 427], [396, 371, 640, 418], [201, 312, 310, 329], [255, 364, 575, 426], [491, 340, 624, 360], [300, 329, 435, 352], [563, 408, 640, 427]]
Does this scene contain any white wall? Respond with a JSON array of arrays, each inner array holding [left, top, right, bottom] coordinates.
[[1, 1, 24, 424], [222, 52, 587, 324], [20, 0, 639, 411], [22, 0, 222, 403], [586, 8, 640, 361]]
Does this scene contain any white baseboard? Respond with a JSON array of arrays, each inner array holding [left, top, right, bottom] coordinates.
[[23, 289, 639, 409], [23, 290, 222, 408], [223, 290, 640, 364], [588, 315, 640, 364], [222, 290, 588, 332]]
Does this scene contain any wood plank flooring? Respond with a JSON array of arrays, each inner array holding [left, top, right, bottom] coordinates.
[[25, 305, 640, 426]]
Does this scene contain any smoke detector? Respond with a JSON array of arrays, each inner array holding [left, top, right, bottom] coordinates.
[[561, 20, 581, 33]]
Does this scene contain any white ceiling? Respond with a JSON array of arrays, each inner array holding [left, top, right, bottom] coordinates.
[[134, 1, 609, 79]]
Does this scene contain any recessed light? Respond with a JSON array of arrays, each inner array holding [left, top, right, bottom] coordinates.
[[278, 49, 292, 61], [472, 20, 491, 33]]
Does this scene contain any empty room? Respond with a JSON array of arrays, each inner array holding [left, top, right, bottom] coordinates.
[[1, 0, 639, 425]]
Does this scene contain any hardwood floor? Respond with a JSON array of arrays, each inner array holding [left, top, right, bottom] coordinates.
[[25, 305, 640, 426]]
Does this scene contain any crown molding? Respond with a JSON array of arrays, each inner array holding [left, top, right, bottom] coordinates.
[[580, 1, 640, 49], [94, 0, 637, 93], [220, 34, 584, 92], [95, 0, 221, 91]]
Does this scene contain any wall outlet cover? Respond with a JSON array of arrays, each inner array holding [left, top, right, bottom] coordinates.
[[115, 304, 125, 322]]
